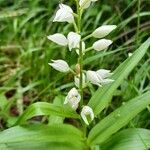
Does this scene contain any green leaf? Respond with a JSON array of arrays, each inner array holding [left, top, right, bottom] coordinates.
[[101, 128, 150, 150], [48, 96, 64, 124], [88, 91, 150, 145], [0, 124, 86, 150], [16, 102, 79, 125], [88, 38, 150, 115]]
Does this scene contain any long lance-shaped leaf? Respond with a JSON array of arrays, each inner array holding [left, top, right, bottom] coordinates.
[[100, 128, 150, 150], [88, 38, 150, 115], [15, 102, 79, 125], [88, 91, 150, 145], [0, 124, 86, 150]]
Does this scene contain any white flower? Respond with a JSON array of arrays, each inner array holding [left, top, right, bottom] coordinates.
[[86, 69, 114, 86], [48, 60, 70, 72], [96, 69, 114, 85], [67, 32, 81, 51], [64, 88, 81, 110], [74, 73, 86, 88], [86, 70, 102, 86], [96, 69, 113, 79], [92, 25, 117, 38], [47, 33, 68, 46], [53, 4, 74, 23], [81, 106, 94, 125], [79, 0, 98, 9], [93, 39, 113, 51]]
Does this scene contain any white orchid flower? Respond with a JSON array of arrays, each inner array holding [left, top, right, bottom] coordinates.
[[47, 33, 68, 46], [48, 60, 70, 73], [64, 88, 81, 110], [67, 32, 81, 51], [74, 73, 86, 88], [53, 4, 74, 23], [92, 25, 117, 38], [96, 69, 113, 79], [79, 0, 98, 9], [81, 106, 94, 125], [93, 39, 113, 51], [86, 70, 102, 86], [86, 69, 114, 86]]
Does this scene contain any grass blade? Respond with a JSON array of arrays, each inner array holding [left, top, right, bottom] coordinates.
[[101, 128, 150, 150], [88, 91, 150, 145]]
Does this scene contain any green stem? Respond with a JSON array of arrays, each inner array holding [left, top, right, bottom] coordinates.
[[76, 1, 83, 107], [82, 33, 93, 41], [75, 0, 86, 138]]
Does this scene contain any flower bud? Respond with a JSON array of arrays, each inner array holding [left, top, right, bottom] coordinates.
[[86, 70, 101, 86], [96, 69, 113, 79], [53, 4, 74, 23], [79, 0, 98, 9], [67, 32, 81, 51], [81, 106, 94, 125], [47, 33, 68, 46], [86, 69, 114, 86], [48, 60, 70, 73], [93, 39, 113, 51], [64, 88, 81, 110], [92, 25, 117, 38]]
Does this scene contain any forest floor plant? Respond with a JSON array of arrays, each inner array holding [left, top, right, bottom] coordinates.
[[0, 0, 150, 150]]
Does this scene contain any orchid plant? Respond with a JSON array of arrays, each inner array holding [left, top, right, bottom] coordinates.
[[48, 1, 116, 126], [0, 1, 149, 150]]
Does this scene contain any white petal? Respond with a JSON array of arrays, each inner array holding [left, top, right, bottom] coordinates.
[[47, 33, 68, 46], [59, 4, 73, 13], [81, 111, 89, 125], [96, 69, 112, 79], [100, 79, 114, 85], [67, 32, 81, 51], [93, 39, 113, 51], [86, 70, 101, 86], [79, 0, 91, 9], [64, 88, 81, 110], [81, 106, 94, 125], [48, 59, 70, 72], [92, 25, 117, 38], [53, 4, 74, 23]]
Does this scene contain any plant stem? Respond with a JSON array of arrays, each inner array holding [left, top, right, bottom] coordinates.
[[76, 1, 83, 107]]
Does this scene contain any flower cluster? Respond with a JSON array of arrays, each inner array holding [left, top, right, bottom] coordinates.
[[48, 1, 116, 125]]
